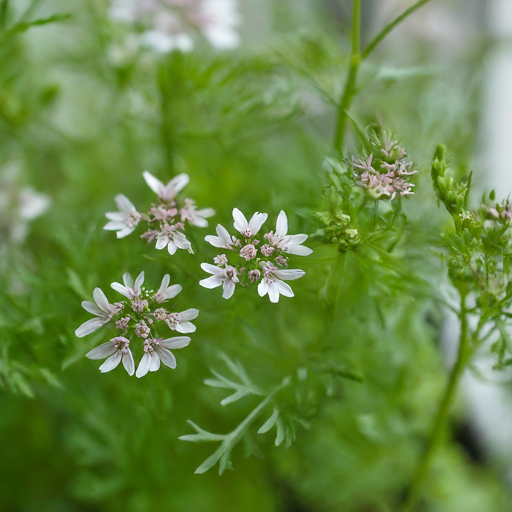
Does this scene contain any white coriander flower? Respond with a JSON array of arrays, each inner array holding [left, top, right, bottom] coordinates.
[[86, 336, 135, 375], [180, 198, 215, 227], [232, 208, 268, 238], [104, 194, 142, 239], [153, 274, 182, 303], [265, 210, 313, 256], [75, 288, 120, 337], [258, 261, 305, 303], [156, 227, 192, 255], [199, 262, 239, 299], [143, 170, 189, 202], [205, 223, 234, 249], [165, 309, 199, 333], [136, 336, 191, 378], [111, 271, 145, 299]]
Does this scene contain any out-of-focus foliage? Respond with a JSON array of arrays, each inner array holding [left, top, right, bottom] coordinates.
[[1, 1, 511, 511]]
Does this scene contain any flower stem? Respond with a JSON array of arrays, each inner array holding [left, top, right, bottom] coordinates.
[[333, 0, 361, 153], [400, 292, 469, 512]]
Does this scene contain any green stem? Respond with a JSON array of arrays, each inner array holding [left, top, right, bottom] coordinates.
[[362, 0, 433, 60], [333, 0, 361, 153], [401, 291, 470, 512]]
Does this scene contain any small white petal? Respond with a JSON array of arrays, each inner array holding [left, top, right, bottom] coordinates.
[[111, 282, 132, 299], [86, 341, 116, 359], [169, 173, 189, 194], [93, 288, 112, 314], [173, 233, 191, 250], [150, 352, 161, 372], [276, 211, 288, 237], [285, 245, 313, 256], [142, 171, 164, 196], [103, 220, 127, 231], [178, 308, 199, 321], [205, 235, 228, 248], [156, 347, 177, 369], [155, 237, 169, 250], [287, 234, 308, 245], [105, 212, 125, 222], [114, 194, 136, 214], [99, 351, 122, 372], [201, 263, 221, 275], [168, 241, 178, 255], [222, 280, 236, 299], [232, 208, 248, 233], [122, 273, 134, 289], [116, 226, 135, 239], [158, 274, 170, 293], [176, 322, 196, 333], [268, 284, 280, 303], [258, 280, 269, 297], [274, 279, 294, 298], [199, 275, 223, 289], [248, 212, 268, 235], [161, 336, 190, 349], [134, 271, 145, 292], [81, 301, 104, 317], [122, 349, 135, 376], [75, 317, 106, 338], [274, 269, 305, 281], [136, 353, 152, 378], [163, 284, 181, 300]]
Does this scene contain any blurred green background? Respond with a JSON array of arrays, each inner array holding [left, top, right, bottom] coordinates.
[[1, 0, 512, 511]]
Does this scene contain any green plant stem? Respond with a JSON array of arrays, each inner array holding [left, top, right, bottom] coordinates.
[[361, 0, 434, 60], [401, 292, 470, 512], [333, 0, 361, 153]]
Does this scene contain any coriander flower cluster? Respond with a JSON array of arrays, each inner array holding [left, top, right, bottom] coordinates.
[[104, 171, 214, 255], [75, 271, 197, 378], [351, 136, 418, 200], [200, 208, 312, 303], [109, 0, 241, 53]]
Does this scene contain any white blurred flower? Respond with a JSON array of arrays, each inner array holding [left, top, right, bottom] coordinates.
[[232, 208, 268, 238], [136, 336, 191, 378], [258, 262, 305, 303], [86, 336, 135, 375], [104, 194, 142, 239], [180, 198, 215, 227], [205, 223, 234, 249], [165, 308, 199, 333], [264, 211, 313, 256], [75, 288, 120, 337], [143, 170, 189, 202], [155, 225, 192, 254]]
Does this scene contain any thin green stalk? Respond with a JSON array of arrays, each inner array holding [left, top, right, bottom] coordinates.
[[333, 0, 361, 153], [401, 292, 470, 512], [362, 0, 433, 60]]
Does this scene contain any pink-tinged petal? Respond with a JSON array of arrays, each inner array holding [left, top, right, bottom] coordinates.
[[268, 284, 280, 303], [168, 240, 178, 255], [155, 236, 168, 250], [161, 336, 190, 349], [191, 217, 209, 228], [176, 322, 196, 333], [201, 263, 221, 275], [248, 212, 268, 235], [168, 173, 189, 194], [232, 208, 248, 233], [134, 271, 145, 292], [156, 347, 177, 369], [122, 273, 134, 289], [114, 194, 136, 214], [197, 208, 215, 218], [274, 279, 294, 298], [258, 280, 269, 297], [86, 341, 117, 359], [136, 353, 152, 378], [178, 308, 199, 321], [104, 220, 128, 231], [199, 275, 223, 289], [150, 352, 161, 372], [284, 244, 313, 256], [274, 269, 305, 281], [116, 226, 135, 239], [276, 211, 288, 237], [105, 212, 125, 221], [163, 284, 181, 300], [216, 224, 231, 242], [205, 235, 228, 248], [81, 301, 104, 317], [99, 351, 122, 372], [111, 282, 131, 299], [143, 171, 164, 196], [76, 317, 106, 338], [222, 280, 236, 299], [122, 349, 135, 376]]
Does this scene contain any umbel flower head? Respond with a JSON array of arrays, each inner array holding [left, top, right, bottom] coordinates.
[[200, 208, 312, 302], [350, 132, 418, 200], [108, 0, 241, 53], [104, 171, 214, 255], [75, 271, 196, 378]]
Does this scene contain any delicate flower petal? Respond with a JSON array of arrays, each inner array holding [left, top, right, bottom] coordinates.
[[93, 288, 112, 313], [284, 245, 313, 256], [275, 269, 305, 281], [168, 173, 189, 195], [75, 317, 106, 338], [248, 212, 268, 235], [287, 234, 308, 245], [111, 282, 132, 299], [222, 280, 236, 299], [168, 240, 178, 255], [173, 232, 191, 250], [99, 351, 123, 372], [142, 171, 164, 196], [178, 308, 199, 321], [258, 280, 269, 297], [134, 271, 145, 292], [156, 236, 169, 250], [150, 351, 161, 372], [114, 194, 136, 214], [122, 349, 135, 376], [176, 322, 196, 333], [116, 226, 135, 239], [276, 211, 288, 237], [81, 301, 104, 317], [156, 347, 177, 369], [158, 274, 170, 293], [86, 341, 117, 360], [201, 263, 222, 275], [268, 284, 280, 303], [104, 220, 128, 231], [232, 208, 248, 233], [274, 279, 294, 298], [136, 353, 152, 378], [161, 336, 191, 349], [163, 284, 181, 299], [205, 235, 227, 248], [199, 275, 223, 289], [105, 212, 125, 222]]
